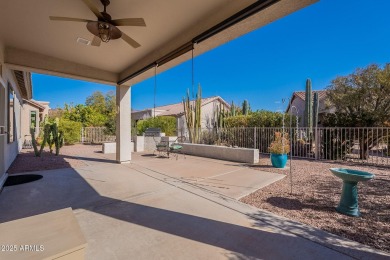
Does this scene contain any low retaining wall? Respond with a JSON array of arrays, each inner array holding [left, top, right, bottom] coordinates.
[[134, 136, 144, 152], [143, 136, 178, 152], [180, 143, 259, 164], [102, 142, 134, 154]]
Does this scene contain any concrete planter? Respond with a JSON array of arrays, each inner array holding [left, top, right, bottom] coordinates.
[[180, 143, 259, 164]]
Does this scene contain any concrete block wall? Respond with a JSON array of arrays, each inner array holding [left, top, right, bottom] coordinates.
[[134, 136, 144, 152], [180, 143, 259, 164]]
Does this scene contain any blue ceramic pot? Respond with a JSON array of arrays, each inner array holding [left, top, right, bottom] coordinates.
[[270, 153, 288, 168]]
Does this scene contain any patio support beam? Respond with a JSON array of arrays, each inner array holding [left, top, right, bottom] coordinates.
[[4, 47, 118, 85], [116, 85, 131, 163]]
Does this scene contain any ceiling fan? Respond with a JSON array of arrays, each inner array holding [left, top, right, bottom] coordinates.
[[49, 0, 145, 48]]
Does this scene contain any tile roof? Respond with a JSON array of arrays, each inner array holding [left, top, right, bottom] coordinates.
[[23, 99, 46, 111], [138, 96, 229, 117], [293, 90, 328, 101]]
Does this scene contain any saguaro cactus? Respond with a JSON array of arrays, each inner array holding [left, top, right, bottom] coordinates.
[[30, 121, 51, 157], [214, 104, 226, 129], [31, 117, 64, 157], [313, 92, 319, 128], [30, 127, 40, 157], [183, 89, 194, 142], [43, 117, 54, 153], [313, 92, 320, 158], [304, 79, 313, 132], [230, 101, 236, 117], [194, 85, 202, 143], [51, 118, 64, 156], [183, 84, 202, 143], [242, 100, 249, 116]]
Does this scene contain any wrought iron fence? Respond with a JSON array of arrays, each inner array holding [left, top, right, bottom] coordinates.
[[80, 127, 115, 144], [179, 127, 390, 167]]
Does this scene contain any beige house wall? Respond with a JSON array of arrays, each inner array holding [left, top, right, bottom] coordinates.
[[20, 103, 40, 141], [40, 101, 50, 120], [201, 100, 230, 129], [0, 54, 24, 188], [289, 97, 305, 122], [178, 99, 230, 138]]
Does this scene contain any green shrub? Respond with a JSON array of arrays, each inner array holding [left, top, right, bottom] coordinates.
[[223, 110, 297, 128], [224, 115, 250, 127], [137, 116, 177, 136], [59, 118, 82, 145]]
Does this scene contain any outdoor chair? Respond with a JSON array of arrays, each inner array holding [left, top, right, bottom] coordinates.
[[169, 136, 186, 160], [22, 135, 33, 149], [153, 136, 170, 158], [153, 136, 186, 159]]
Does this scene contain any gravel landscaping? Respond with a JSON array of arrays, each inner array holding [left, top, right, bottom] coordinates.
[[7, 144, 101, 174], [241, 155, 390, 253]]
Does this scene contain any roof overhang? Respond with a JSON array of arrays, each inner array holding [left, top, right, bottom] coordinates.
[[23, 99, 46, 111], [0, 0, 318, 86], [13, 70, 32, 100]]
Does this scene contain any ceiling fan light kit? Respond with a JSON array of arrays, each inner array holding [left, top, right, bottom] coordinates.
[[50, 0, 145, 48], [86, 21, 122, 43]]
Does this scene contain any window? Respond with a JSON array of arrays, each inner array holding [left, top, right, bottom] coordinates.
[[30, 111, 37, 131], [7, 84, 15, 143]]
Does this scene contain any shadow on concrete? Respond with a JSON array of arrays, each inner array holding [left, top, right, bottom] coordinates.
[[61, 155, 116, 164], [141, 154, 157, 157], [1, 153, 388, 259], [0, 167, 335, 259]]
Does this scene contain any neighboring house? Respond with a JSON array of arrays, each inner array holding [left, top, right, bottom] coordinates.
[[21, 99, 50, 140], [286, 90, 334, 125], [1, 68, 33, 189], [132, 96, 230, 136]]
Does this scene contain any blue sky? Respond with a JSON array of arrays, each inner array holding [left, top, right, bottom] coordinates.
[[33, 0, 390, 111]]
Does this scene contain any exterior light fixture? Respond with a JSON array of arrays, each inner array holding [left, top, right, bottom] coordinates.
[[98, 22, 111, 42], [87, 21, 122, 43]]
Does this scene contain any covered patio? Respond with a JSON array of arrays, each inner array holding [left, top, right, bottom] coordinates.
[[1, 147, 386, 259], [4, 0, 389, 259], [0, 0, 318, 164]]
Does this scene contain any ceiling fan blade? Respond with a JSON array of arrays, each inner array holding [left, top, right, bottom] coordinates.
[[91, 36, 101, 47], [49, 16, 92, 22], [122, 32, 141, 48], [121, 31, 141, 48], [111, 18, 146, 27], [81, 0, 104, 20]]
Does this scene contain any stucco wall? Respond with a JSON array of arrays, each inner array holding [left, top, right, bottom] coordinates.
[[180, 143, 259, 164], [0, 56, 24, 187], [289, 97, 305, 124], [178, 99, 230, 139], [21, 103, 40, 141]]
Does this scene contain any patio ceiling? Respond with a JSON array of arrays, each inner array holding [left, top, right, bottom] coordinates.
[[0, 0, 317, 86]]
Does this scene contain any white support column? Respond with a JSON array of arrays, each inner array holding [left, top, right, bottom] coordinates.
[[116, 85, 131, 163]]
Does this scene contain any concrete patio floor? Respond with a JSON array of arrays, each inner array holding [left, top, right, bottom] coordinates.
[[0, 151, 388, 259]]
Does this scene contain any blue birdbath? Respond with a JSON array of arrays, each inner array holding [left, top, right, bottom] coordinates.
[[330, 168, 375, 217]]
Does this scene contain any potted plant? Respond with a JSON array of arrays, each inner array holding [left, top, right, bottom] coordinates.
[[269, 132, 290, 168]]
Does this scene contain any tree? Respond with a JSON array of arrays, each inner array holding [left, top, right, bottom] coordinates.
[[62, 104, 107, 127], [137, 116, 177, 136], [63, 91, 116, 134], [323, 64, 390, 159], [86, 91, 106, 114]]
